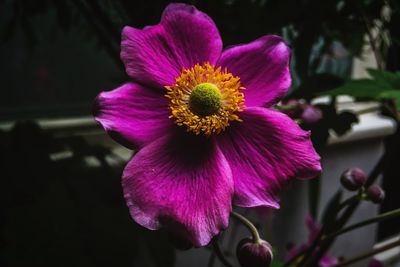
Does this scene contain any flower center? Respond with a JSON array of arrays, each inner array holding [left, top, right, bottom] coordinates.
[[189, 83, 222, 116], [165, 63, 245, 136]]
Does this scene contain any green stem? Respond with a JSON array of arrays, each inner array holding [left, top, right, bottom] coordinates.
[[212, 239, 235, 267], [336, 193, 362, 212], [228, 209, 250, 253], [332, 239, 400, 267], [323, 208, 400, 241], [231, 211, 261, 244], [365, 153, 387, 188]]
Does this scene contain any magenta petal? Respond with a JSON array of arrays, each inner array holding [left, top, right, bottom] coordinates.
[[217, 35, 291, 107], [93, 82, 172, 149], [121, 3, 222, 88], [122, 130, 233, 247], [217, 107, 321, 208]]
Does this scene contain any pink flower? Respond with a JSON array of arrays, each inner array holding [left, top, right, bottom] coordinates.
[[301, 105, 323, 124], [93, 3, 321, 247], [287, 216, 338, 267], [281, 99, 323, 124]]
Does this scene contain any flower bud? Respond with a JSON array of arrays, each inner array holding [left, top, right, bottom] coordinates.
[[340, 168, 367, 191], [300, 105, 323, 124], [366, 184, 385, 204], [236, 237, 273, 267], [282, 99, 304, 119]]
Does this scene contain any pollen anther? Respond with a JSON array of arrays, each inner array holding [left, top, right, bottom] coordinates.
[[165, 63, 245, 136]]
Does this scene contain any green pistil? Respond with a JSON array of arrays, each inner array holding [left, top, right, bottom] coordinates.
[[189, 83, 222, 116]]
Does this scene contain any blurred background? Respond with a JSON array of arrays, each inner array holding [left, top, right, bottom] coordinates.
[[1, 0, 400, 266]]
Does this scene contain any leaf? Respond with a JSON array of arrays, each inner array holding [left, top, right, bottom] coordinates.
[[378, 90, 400, 110], [324, 79, 391, 98], [323, 70, 400, 100], [367, 69, 400, 89]]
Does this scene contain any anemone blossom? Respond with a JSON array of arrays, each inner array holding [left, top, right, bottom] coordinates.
[[94, 3, 321, 247]]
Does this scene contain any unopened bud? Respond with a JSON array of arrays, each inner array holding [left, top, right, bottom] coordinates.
[[301, 105, 323, 124], [340, 168, 367, 191], [366, 184, 385, 204], [236, 237, 273, 267]]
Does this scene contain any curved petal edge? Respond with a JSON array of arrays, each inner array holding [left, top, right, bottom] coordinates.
[[122, 130, 234, 247]]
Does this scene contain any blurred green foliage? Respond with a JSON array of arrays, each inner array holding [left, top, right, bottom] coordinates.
[[326, 69, 400, 108]]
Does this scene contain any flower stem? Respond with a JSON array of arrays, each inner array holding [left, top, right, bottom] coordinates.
[[231, 211, 261, 244], [303, 154, 387, 267], [332, 239, 400, 267], [228, 209, 250, 251], [212, 239, 235, 267], [323, 208, 400, 241], [365, 153, 387, 187], [336, 193, 362, 212]]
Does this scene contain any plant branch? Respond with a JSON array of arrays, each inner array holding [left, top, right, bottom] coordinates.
[[332, 239, 400, 267], [323, 208, 400, 241], [365, 153, 387, 187], [285, 192, 360, 267], [231, 211, 261, 244], [336, 193, 362, 212], [228, 209, 250, 253], [300, 154, 388, 266]]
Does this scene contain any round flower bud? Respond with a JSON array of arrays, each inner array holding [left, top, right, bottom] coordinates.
[[236, 237, 273, 267], [300, 105, 323, 124], [340, 168, 367, 191], [366, 184, 385, 204]]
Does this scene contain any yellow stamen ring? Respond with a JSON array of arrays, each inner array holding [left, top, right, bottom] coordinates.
[[165, 63, 245, 136]]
